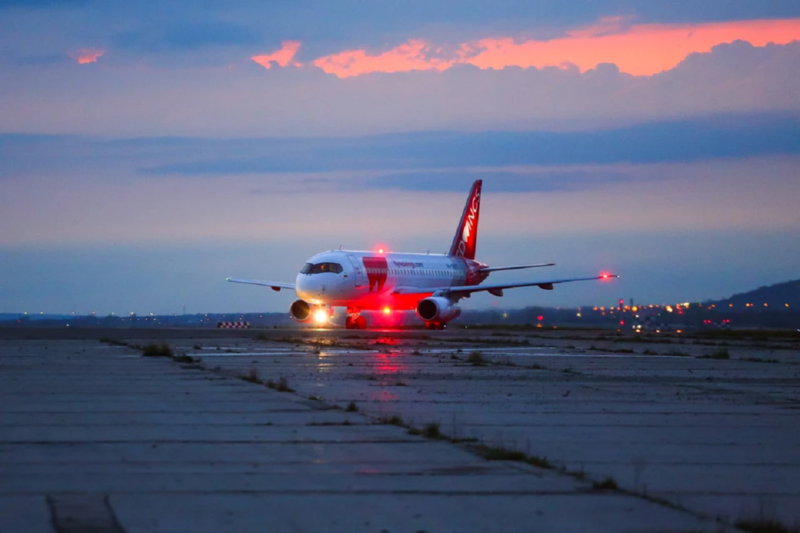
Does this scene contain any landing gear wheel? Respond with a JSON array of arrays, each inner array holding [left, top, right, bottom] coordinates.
[[356, 316, 368, 330], [345, 316, 353, 329]]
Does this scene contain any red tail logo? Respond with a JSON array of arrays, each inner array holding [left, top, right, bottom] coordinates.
[[448, 180, 482, 260]]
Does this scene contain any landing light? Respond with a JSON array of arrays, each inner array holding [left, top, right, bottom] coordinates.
[[314, 310, 328, 324], [383, 307, 391, 315]]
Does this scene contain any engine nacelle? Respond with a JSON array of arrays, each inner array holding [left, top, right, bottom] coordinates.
[[290, 299, 330, 324], [290, 299, 313, 322], [416, 297, 461, 323]]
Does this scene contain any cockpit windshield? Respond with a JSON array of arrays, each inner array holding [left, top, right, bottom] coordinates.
[[300, 262, 343, 274]]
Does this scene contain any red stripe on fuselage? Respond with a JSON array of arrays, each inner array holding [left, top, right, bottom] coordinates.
[[362, 256, 388, 292]]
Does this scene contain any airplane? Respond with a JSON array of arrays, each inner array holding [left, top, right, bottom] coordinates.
[[227, 180, 617, 329]]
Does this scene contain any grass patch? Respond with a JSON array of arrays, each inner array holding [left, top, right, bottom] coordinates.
[[346, 401, 358, 412], [735, 517, 800, 533], [99, 338, 129, 347], [592, 478, 618, 491], [666, 350, 690, 357], [470, 444, 552, 469], [140, 343, 173, 357], [699, 348, 730, 360], [172, 353, 198, 364], [467, 351, 489, 366], [377, 415, 404, 426], [266, 377, 294, 392], [744, 357, 780, 364], [421, 422, 442, 439], [240, 368, 262, 384]]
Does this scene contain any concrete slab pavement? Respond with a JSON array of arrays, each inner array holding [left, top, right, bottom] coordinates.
[[0, 337, 719, 532]]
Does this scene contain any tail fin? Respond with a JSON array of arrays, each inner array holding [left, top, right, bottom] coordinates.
[[448, 180, 482, 260]]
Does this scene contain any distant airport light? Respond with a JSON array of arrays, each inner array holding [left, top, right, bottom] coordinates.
[[383, 307, 391, 315]]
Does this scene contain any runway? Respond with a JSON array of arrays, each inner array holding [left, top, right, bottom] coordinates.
[[1, 327, 798, 531]]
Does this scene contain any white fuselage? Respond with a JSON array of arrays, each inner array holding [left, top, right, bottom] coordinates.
[[295, 250, 486, 311]]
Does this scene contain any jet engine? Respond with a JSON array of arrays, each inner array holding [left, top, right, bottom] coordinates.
[[416, 297, 461, 323], [290, 299, 313, 322], [290, 299, 331, 325]]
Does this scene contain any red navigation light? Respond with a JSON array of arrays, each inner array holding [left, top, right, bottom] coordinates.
[[537, 315, 544, 321], [620, 320, 625, 326], [378, 249, 384, 254]]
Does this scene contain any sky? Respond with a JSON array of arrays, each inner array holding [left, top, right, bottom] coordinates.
[[1, 0, 799, 315]]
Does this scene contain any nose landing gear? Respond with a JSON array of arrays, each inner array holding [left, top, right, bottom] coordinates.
[[345, 310, 368, 330], [424, 322, 447, 330]]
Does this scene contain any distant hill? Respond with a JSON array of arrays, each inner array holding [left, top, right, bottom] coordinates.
[[712, 279, 800, 308]]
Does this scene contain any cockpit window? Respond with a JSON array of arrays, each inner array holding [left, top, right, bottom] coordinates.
[[300, 262, 343, 274]]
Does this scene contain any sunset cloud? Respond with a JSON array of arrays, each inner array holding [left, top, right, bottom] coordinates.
[[311, 17, 800, 78], [313, 39, 453, 78], [68, 48, 105, 64], [251, 41, 301, 69]]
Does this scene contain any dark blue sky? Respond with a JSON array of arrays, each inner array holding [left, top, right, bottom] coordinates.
[[0, 1, 798, 313]]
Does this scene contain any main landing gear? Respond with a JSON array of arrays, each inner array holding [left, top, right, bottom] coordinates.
[[424, 322, 447, 330], [345, 310, 367, 330]]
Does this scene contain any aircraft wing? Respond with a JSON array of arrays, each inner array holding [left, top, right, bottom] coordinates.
[[393, 274, 617, 297], [226, 278, 296, 292], [479, 263, 555, 273]]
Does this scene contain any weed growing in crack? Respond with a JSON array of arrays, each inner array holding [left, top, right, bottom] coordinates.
[[469, 444, 552, 469], [699, 348, 730, 360], [735, 517, 800, 533], [266, 377, 294, 392], [377, 415, 404, 426], [421, 422, 442, 439], [467, 351, 489, 366], [172, 353, 198, 364], [593, 478, 618, 490], [241, 368, 262, 384], [141, 343, 173, 357], [99, 338, 129, 347]]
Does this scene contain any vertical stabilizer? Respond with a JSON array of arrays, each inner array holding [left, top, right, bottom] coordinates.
[[448, 180, 482, 260]]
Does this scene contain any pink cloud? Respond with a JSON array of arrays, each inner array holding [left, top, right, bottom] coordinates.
[[252, 41, 302, 69], [309, 17, 800, 78], [465, 18, 800, 76], [313, 39, 453, 78], [68, 48, 105, 64]]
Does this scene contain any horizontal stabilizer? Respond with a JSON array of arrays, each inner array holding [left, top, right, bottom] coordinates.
[[479, 263, 555, 273], [226, 278, 295, 292]]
